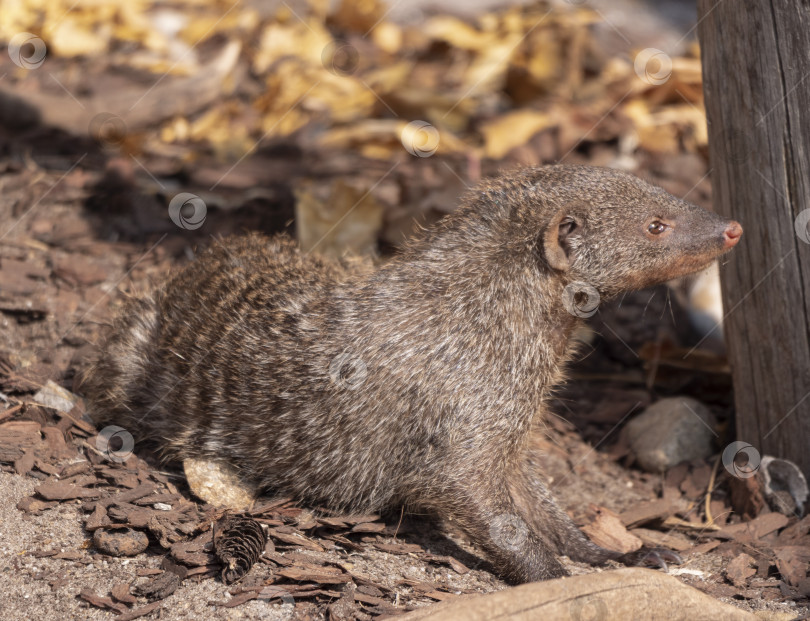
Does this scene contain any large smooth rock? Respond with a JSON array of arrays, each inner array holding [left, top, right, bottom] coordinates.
[[398, 568, 756, 621], [626, 397, 717, 472]]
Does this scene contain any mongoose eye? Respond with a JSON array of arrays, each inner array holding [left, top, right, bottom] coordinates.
[[647, 220, 668, 235]]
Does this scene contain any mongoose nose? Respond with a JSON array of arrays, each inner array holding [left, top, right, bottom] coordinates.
[[723, 221, 743, 247]]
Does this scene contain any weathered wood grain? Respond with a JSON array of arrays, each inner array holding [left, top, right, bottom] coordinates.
[[698, 1, 810, 477]]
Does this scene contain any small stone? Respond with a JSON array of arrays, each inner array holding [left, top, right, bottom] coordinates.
[[183, 458, 257, 510], [626, 397, 716, 472], [32, 380, 78, 413], [93, 528, 149, 557]]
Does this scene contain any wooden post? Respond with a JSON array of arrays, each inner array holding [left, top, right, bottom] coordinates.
[[697, 1, 810, 477]]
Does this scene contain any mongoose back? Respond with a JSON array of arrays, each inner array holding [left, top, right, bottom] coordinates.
[[83, 165, 742, 583]]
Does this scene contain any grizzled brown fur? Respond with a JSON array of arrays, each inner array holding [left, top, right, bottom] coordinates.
[[83, 165, 742, 583]]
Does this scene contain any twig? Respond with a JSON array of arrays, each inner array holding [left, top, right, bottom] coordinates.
[[704, 454, 722, 526]]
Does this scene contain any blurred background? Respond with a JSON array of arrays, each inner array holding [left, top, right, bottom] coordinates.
[[0, 0, 730, 437], [0, 0, 708, 253]]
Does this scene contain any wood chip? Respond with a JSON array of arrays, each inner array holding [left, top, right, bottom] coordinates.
[[0, 423, 42, 462], [373, 542, 423, 555], [116, 601, 162, 621], [41, 426, 75, 459], [132, 571, 181, 600], [726, 553, 756, 587], [110, 582, 137, 604], [262, 550, 294, 566], [630, 528, 693, 552], [108, 503, 155, 528], [54, 549, 84, 560], [78, 588, 129, 614], [353, 591, 388, 606], [583, 506, 643, 554], [774, 545, 810, 587], [338, 514, 381, 525], [421, 554, 470, 574], [215, 590, 259, 608], [777, 515, 810, 544], [60, 460, 91, 478], [618, 499, 676, 528], [351, 522, 386, 533], [276, 566, 352, 584], [13, 449, 35, 476], [170, 531, 216, 567], [716, 513, 789, 541], [95, 482, 158, 508], [85, 504, 110, 530], [16, 496, 57, 513], [35, 459, 61, 476], [36, 481, 103, 500], [267, 527, 325, 552]]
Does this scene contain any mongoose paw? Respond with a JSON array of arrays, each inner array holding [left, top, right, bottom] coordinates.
[[616, 547, 683, 571]]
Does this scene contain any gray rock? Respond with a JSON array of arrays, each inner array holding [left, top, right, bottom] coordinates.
[[626, 397, 717, 472]]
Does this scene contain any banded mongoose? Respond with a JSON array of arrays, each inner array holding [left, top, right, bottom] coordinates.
[[83, 165, 743, 583]]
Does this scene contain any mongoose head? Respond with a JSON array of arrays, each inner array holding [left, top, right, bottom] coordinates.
[[489, 165, 742, 298]]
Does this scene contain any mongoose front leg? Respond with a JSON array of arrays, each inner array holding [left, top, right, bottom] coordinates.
[[508, 447, 683, 569], [442, 482, 569, 583], [506, 447, 616, 565]]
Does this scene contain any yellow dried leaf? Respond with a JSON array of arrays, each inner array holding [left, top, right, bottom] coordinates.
[[295, 179, 383, 258], [481, 109, 554, 159], [424, 16, 489, 51], [254, 20, 332, 74], [330, 0, 385, 34], [371, 21, 402, 55], [49, 19, 110, 57], [636, 124, 679, 153]]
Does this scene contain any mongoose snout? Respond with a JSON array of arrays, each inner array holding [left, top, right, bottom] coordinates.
[[82, 165, 742, 584], [723, 221, 743, 248]]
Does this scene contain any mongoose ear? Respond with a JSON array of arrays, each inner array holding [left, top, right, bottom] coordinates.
[[543, 210, 577, 272]]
